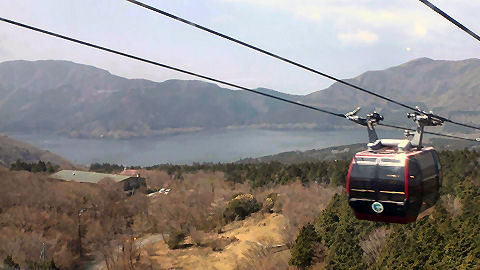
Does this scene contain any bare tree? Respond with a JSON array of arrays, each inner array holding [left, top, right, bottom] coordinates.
[[442, 194, 462, 218], [359, 227, 391, 266]]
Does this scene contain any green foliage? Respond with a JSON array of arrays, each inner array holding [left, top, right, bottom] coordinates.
[[167, 231, 186, 249], [223, 194, 262, 223], [373, 154, 480, 269], [314, 193, 377, 270], [9, 160, 58, 173], [2, 255, 19, 270], [289, 223, 320, 269], [89, 162, 124, 173]]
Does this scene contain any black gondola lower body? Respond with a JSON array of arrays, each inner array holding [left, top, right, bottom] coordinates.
[[349, 198, 420, 224]]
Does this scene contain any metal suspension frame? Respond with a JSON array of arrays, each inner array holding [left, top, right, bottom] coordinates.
[[345, 106, 444, 151], [345, 107, 383, 143], [407, 108, 443, 148]]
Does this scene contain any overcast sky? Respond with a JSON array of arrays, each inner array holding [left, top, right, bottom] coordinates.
[[1, 0, 479, 95]]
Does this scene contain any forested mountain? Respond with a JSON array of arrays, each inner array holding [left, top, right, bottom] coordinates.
[[0, 58, 479, 138]]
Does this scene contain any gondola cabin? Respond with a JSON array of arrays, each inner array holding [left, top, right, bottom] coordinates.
[[347, 146, 441, 224]]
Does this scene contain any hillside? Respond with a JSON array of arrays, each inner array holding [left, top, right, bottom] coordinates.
[[238, 143, 365, 164], [237, 138, 480, 164], [0, 58, 479, 138], [0, 150, 478, 269], [0, 133, 72, 167]]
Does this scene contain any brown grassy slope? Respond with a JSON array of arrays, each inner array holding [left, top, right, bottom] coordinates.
[[0, 133, 73, 167], [139, 182, 341, 270], [141, 213, 292, 270]]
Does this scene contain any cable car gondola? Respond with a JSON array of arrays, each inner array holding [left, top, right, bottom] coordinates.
[[345, 108, 443, 224]]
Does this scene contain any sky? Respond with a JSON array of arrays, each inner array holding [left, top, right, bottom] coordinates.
[[0, 0, 479, 95]]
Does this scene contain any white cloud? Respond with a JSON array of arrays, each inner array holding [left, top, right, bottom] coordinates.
[[337, 30, 379, 45], [214, 0, 448, 40]]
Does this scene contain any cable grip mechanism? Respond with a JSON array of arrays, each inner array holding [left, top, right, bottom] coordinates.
[[345, 107, 383, 143], [408, 107, 444, 148]]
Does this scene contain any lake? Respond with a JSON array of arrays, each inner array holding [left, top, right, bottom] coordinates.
[[8, 129, 403, 166]]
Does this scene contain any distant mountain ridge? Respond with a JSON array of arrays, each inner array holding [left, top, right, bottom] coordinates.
[[0, 58, 478, 138], [237, 138, 480, 164]]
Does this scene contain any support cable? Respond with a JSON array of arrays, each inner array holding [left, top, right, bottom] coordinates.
[[418, 0, 480, 43], [378, 123, 479, 142]]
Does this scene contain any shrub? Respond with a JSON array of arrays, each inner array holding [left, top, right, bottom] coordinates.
[[9, 160, 58, 173], [28, 260, 60, 270], [189, 227, 206, 246], [223, 193, 262, 223], [3, 255, 20, 270], [89, 162, 124, 173], [263, 193, 279, 213], [166, 231, 186, 249], [207, 237, 238, 251]]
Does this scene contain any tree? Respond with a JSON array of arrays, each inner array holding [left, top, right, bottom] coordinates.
[[289, 223, 320, 269], [223, 193, 261, 223], [166, 231, 186, 249]]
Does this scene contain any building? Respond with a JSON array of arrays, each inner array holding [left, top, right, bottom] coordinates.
[[50, 170, 146, 192], [120, 168, 141, 177]]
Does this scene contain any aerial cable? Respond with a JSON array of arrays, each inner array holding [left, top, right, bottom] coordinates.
[[0, 17, 478, 143], [378, 123, 479, 142], [418, 0, 480, 43], [126, 0, 480, 132]]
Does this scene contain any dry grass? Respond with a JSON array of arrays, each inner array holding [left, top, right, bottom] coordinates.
[[236, 245, 293, 270], [145, 213, 290, 270], [255, 182, 342, 247]]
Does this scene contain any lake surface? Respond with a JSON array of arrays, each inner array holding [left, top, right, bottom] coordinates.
[[8, 129, 402, 166]]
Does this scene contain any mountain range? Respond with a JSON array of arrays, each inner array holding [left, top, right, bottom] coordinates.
[[0, 58, 478, 138]]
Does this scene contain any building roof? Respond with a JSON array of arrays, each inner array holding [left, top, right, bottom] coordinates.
[[120, 169, 140, 177], [51, 170, 132, 184]]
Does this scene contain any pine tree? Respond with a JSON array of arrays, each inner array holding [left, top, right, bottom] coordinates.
[[289, 223, 320, 269]]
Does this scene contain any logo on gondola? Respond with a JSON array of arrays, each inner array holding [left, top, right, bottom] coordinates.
[[371, 202, 384, 213]]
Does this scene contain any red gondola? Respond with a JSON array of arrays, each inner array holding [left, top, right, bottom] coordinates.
[[345, 109, 442, 224]]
